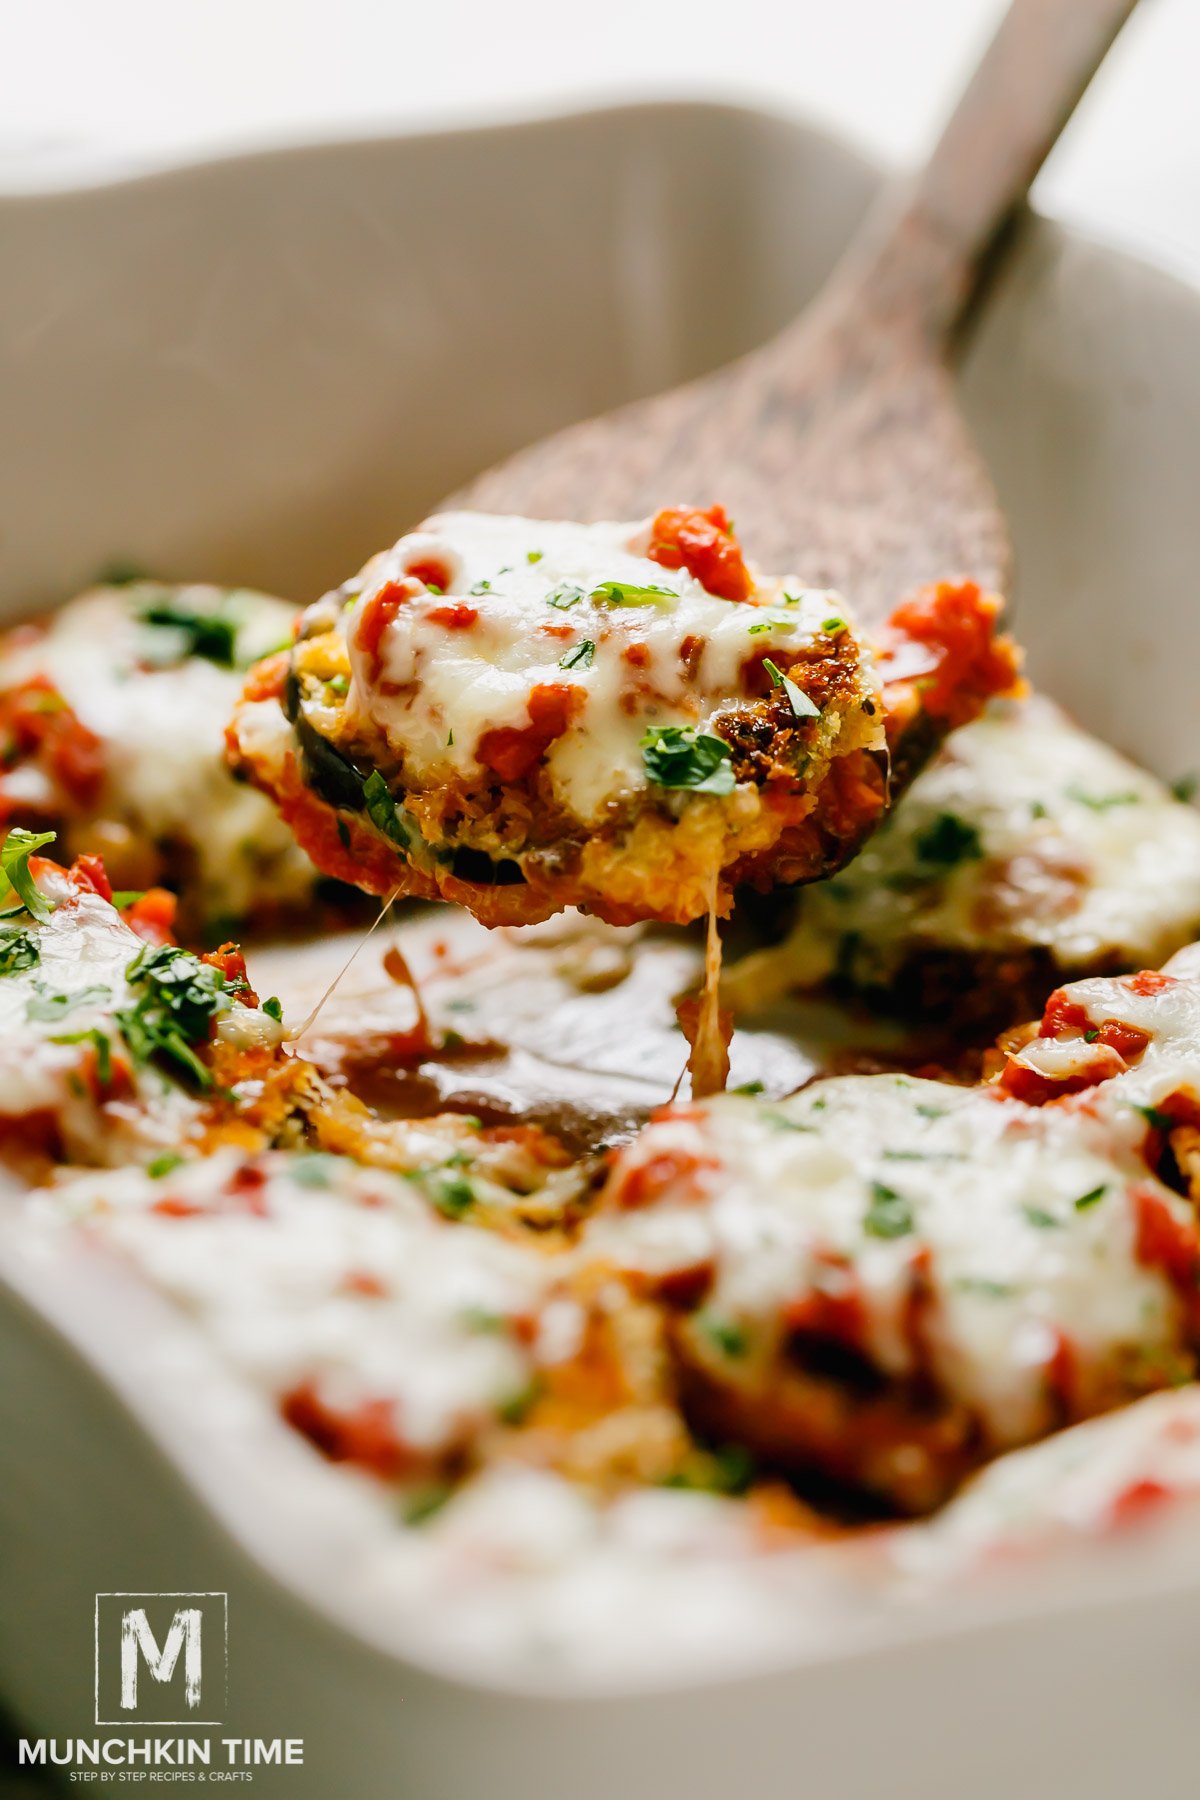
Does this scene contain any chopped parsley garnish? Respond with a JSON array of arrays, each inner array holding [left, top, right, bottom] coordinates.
[[545, 582, 585, 611], [26, 983, 109, 1023], [915, 1103, 948, 1120], [1083, 1028, 1100, 1043], [139, 600, 238, 667], [559, 639, 596, 671], [1171, 773, 1198, 804], [110, 890, 146, 909], [590, 580, 676, 608], [290, 1154, 338, 1188], [697, 1312, 749, 1359], [1074, 1184, 1109, 1211], [1021, 1204, 1060, 1229], [497, 1380, 540, 1426], [822, 616, 846, 633], [761, 657, 819, 720], [640, 725, 735, 795], [731, 1079, 765, 1095], [113, 943, 233, 1091], [864, 1180, 914, 1239], [147, 1152, 185, 1179], [914, 812, 984, 867], [747, 618, 796, 636], [1135, 1104, 1174, 1132], [405, 1162, 476, 1219], [326, 674, 349, 698], [469, 578, 493, 595], [402, 1483, 453, 1527], [262, 995, 284, 1023], [0, 827, 57, 922], [50, 1027, 113, 1086], [525, 549, 543, 564], [461, 1306, 508, 1334], [1065, 786, 1140, 812], [0, 925, 39, 976]]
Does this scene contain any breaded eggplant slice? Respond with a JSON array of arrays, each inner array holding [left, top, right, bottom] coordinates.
[[589, 953, 1200, 1510], [726, 695, 1200, 1028], [0, 581, 319, 931], [230, 507, 1018, 928]]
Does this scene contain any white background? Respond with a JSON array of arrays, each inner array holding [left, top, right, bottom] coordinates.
[[2, 0, 1199, 283]]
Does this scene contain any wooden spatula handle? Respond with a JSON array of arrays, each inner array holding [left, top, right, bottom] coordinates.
[[832, 0, 1140, 337]]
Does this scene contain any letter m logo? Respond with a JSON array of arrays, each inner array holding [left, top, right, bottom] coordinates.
[[95, 1593, 227, 1725]]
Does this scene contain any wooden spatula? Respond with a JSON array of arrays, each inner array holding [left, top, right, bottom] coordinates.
[[455, 0, 1138, 628]]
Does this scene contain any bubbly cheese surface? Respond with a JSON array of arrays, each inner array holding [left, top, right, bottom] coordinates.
[[341, 512, 878, 825], [0, 585, 317, 921], [593, 1061, 1193, 1448], [50, 1148, 580, 1463]]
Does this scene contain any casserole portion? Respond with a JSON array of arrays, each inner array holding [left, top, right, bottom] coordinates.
[[230, 507, 1018, 927], [590, 954, 1200, 1511], [725, 696, 1200, 1028], [0, 580, 320, 931]]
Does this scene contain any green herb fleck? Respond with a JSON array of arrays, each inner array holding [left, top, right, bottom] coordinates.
[[560, 639, 596, 671], [1135, 1104, 1173, 1132], [402, 1483, 453, 1526], [747, 618, 796, 636], [262, 996, 284, 1023], [147, 1152, 185, 1179], [1171, 773, 1198, 804], [290, 1154, 338, 1189], [640, 725, 735, 796], [956, 1277, 1013, 1298], [864, 1180, 914, 1239], [915, 1102, 948, 1120], [140, 600, 238, 667], [822, 616, 846, 634], [469, 578, 493, 595], [0, 827, 57, 921], [762, 657, 820, 720], [697, 1312, 749, 1359], [0, 925, 39, 976], [1066, 786, 1140, 812], [1022, 1204, 1060, 1229], [327, 674, 350, 698], [526, 550, 543, 564], [26, 983, 109, 1023], [50, 1027, 112, 1086], [590, 580, 676, 608], [732, 1079, 765, 1096], [914, 812, 984, 867], [545, 582, 585, 611], [110, 890, 146, 909], [113, 942, 234, 1091], [1074, 1184, 1108, 1211]]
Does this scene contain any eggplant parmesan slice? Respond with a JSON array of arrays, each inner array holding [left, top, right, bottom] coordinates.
[[47, 1146, 700, 1500], [0, 837, 294, 1172], [230, 508, 1018, 928], [590, 961, 1200, 1511], [0, 581, 319, 930], [726, 696, 1200, 1029]]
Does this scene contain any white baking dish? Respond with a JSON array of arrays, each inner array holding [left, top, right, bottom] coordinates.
[[3, 98, 1200, 1800]]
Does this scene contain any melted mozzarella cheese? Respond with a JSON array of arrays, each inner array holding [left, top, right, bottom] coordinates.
[[0, 586, 317, 921], [729, 696, 1200, 1001], [0, 879, 283, 1166], [592, 1071, 1187, 1446], [345, 513, 878, 825], [49, 1149, 585, 1462]]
